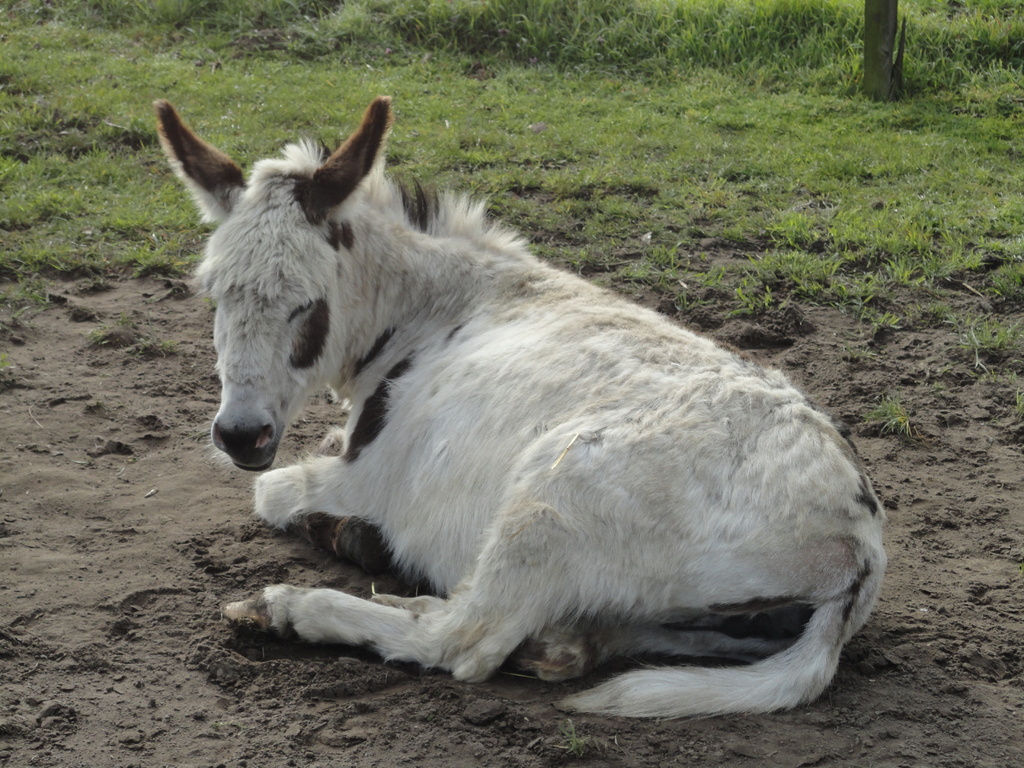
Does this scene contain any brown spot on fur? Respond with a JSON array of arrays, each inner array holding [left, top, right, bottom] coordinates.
[[290, 298, 329, 369], [856, 474, 879, 516], [340, 222, 354, 249], [842, 564, 872, 624], [326, 221, 355, 251], [709, 597, 800, 614], [345, 356, 413, 462], [354, 328, 395, 377], [446, 620, 490, 654]]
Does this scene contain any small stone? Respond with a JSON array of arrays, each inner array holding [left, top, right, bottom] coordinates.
[[37, 701, 76, 723], [319, 727, 371, 747], [119, 729, 145, 745], [463, 699, 506, 725], [96, 439, 133, 457], [0, 717, 29, 738], [726, 741, 769, 759]]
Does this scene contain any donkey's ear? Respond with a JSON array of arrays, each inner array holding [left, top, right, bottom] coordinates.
[[154, 100, 244, 222], [298, 96, 393, 223]]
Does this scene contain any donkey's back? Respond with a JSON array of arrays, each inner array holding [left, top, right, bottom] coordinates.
[[157, 96, 885, 718]]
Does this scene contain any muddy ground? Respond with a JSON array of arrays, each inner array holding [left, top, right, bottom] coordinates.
[[0, 271, 1021, 768]]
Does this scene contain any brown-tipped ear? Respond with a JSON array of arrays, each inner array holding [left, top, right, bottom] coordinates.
[[297, 96, 393, 223], [154, 100, 244, 222]]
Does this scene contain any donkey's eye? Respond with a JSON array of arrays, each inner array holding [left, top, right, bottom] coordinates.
[[288, 301, 314, 322]]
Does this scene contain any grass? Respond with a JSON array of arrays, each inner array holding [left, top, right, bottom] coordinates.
[[955, 315, 1024, 372], [865, 394, 917, 440], [555, 719, 589, 758], [35, 0, 1022, 92], [1, 0, 1023, 405], [87, 313, 179, 357], [0, 352, 12, 388]]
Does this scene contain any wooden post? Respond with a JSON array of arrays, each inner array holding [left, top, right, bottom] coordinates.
[[864, 0, 903, 101]]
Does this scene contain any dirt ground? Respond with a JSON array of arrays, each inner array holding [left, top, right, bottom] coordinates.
[[1, 271, 1021, 768]]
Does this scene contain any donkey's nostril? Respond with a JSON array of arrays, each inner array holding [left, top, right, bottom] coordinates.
[[212, 422, 226, 450], [255, 424, 274, 449], [214, 422, 274, 459]]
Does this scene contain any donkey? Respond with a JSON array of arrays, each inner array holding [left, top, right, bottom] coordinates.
[[155, 96, 886, 718]]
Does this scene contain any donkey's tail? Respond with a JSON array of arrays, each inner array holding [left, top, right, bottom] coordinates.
[[560, 573, 879, 718]]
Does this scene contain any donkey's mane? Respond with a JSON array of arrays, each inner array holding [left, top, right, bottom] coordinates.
[[395, 179, 439, 234], [364, 170, 524, 253], [251, 140, 525, 253]]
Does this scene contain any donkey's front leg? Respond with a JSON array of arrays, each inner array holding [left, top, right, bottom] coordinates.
[[254, 457, 389, 573], [224, 585, 442, 667], [227, 499, 576, 684], [223, 584, 526, 683], [254, 458, 335, 528]]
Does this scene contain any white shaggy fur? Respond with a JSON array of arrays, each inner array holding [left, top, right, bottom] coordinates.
[[157, 97, 886, 718]]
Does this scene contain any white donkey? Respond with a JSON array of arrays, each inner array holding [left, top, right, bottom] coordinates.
[[155, 96, 886, 718]]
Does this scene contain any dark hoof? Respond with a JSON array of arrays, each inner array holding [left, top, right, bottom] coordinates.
[[289, 513, 391, 574]]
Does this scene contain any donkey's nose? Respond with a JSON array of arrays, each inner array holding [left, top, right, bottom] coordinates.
[[213, 421, 275, 466]]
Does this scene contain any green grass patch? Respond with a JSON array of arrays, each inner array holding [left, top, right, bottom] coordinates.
[[87, 313, 180, 357], [865, 393, 918, 440], [955, 315, 1024, 372], [1, 0, 1023, 383], [555, 719, 590, 758]]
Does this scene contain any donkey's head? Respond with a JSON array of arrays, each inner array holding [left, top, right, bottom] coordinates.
[[155, 97, 393, 470]]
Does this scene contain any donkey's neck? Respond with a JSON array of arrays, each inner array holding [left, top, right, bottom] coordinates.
[[328, 192, 534, 393]]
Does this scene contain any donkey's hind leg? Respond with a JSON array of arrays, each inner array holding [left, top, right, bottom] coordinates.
[[505, 612, 806, 683], [421, 500, 584, 682]]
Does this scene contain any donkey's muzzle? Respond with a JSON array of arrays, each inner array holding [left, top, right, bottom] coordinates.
[[213, 421, 277, 471]]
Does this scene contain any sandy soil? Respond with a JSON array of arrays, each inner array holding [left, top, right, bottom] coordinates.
[[1, 273, 1021, 768]]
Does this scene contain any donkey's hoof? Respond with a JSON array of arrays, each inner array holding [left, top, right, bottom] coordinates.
[[223, 593, 275, 631], [253, 466, 307, 529], [289, 513, 391, 574], [510, 631, 595, 681], [316, 426, 348, 456]]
